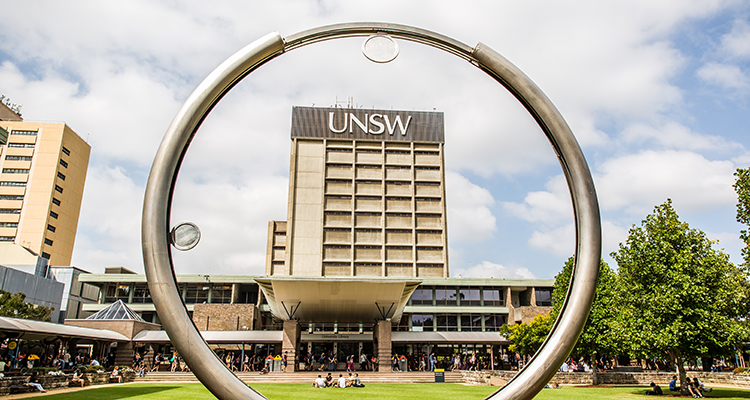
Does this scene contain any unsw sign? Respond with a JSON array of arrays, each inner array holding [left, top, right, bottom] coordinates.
[[290, 106, 444, 143]]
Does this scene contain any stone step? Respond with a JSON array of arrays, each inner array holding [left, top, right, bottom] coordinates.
[[134, 371, 464, 384]]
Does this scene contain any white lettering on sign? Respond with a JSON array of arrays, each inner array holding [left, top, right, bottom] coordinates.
[[328, 112, 412, 136]]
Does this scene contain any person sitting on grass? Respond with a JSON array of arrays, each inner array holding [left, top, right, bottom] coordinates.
[[668, 375, 678, 391], [111, 366, 123, 383], [645, 382, 662, 395], [686, 381, 703, 398], [72, 369, 85, 387], [325, 372, 333, 387], [313, 374, 326, 388], [693, 377, 711, 393], [337, 373, 346, 388], [352, 373, 365, 388], [26, 370, 46, 393]]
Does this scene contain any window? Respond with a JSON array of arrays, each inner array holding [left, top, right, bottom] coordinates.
[[535, 288, 553, 307], [483, 287, 504, 306], [211, 285, 232, 304], [55, 185, 63, 193], [184, 284, 209, 304], [49, 211, 58, 219], [0, 182, 25, 187], [52, 198, 61, 206], [436, 314, 458, 331], [2, 169, 29, 174], [105, 283, 131, 302], [410, 287, 433, 306], [0, 236, 14, 242], [460, 314, 483, 331], [0, 209, 21, 214], [0, 222, 18, 228], [0, 195, 22, 201], [10, 130, 37, 136], [41, 252, 50, 259], [8, 143, 34, 148], [132, 284, 152, 304], [59, 159, 68, 168], [411, 314, 434, 331], [61, 146, 70, 156], [57, 172, 65, 181], [459, 287, 481, 306], [484, 314, 506, 331], [6, 156, 33, 161], [44, 238, 53, 246], [47, 224, 56, 232], [435, 286, 458, 306]]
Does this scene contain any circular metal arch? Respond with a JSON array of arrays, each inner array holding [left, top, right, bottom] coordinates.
[[142, 22, 601, 400]]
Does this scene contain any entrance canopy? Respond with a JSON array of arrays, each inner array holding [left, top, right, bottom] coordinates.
[[255, 277, 421, 323], [0, 316, 129, 342]]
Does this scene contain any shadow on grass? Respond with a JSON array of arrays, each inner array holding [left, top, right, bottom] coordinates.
[[625, 386, 750, 399], [39, 384, 189, 400]]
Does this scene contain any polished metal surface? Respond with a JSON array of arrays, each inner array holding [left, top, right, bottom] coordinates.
[[362, 34, 400, 63], [142, 22, 601, 400], [170, 221, 201, 251]]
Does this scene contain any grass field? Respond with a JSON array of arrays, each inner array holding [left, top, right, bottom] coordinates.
[[33, 383, 750, 400]]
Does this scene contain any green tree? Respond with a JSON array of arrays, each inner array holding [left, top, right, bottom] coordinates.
[[611, 199, 747, 390], [549, 257, 618, 384], [734, 167, 750, 269], [0, 290, 53, 321], [499, 313, 551, 357]]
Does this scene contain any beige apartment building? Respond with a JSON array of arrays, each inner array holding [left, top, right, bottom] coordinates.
[[267, 106, 449, 278], [0, 103, 90, 266]]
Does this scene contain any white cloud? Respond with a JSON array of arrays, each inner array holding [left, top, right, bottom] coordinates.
[[696, 62, 749, 90], [502, 175, 572, 225], [621, 121, 742, 152], [445, 172, 497, 242], [452, 261, 535, 279], [720, 18, 750, 59], [595, 150, 736, 215], [529, 224, 575, 257]]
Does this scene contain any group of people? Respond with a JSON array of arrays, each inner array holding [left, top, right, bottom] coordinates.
[[313, 372, 365, 388], [668, 375, 711, 398]]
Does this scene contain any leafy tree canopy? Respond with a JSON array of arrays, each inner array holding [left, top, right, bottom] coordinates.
[[611, 199, 747, 387], [499, 313, 551, 357], [549, 257, 619, 359], [733, 167, 750, 270], [0, 290, 53, 321]]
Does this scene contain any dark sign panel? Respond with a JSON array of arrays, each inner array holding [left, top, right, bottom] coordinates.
[[291, 106, 444, 143]]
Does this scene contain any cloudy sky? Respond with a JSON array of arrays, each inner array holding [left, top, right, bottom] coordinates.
[[1, 1, 749, 279]]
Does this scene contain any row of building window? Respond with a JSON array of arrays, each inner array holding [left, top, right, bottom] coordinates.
[[10, 130, 37, 136], [2, 169, 28, 174], [0, 222, 18, 228], [7, 143, 34, 148], [0, 209, 20, 214], [104, 283, 259, 305], [0, 195, 23, 201], [5, 156, 32, 161], [0, 182, 25, 187], [0, 236, 14, 242], [410, 286, 504, 307], [409, 313, 506, 332]]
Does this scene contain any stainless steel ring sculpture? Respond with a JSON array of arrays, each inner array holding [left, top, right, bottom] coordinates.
[[142, 22, 601, 400]]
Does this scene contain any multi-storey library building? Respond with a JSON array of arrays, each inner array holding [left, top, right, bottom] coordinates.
[[77, 106, 554, 371]]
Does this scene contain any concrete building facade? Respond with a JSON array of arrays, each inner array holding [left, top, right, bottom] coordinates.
[[0, 103, 90, 266]]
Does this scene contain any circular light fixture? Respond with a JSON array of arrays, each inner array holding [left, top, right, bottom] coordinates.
[[362, 33, 400, 63], [170, 221, 201, 251], [142, 22, 601, 400]]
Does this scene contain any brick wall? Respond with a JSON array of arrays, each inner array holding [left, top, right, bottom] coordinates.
[[192, 303, 255, 331]]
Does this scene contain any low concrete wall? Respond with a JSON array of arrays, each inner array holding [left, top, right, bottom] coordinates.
[[460, 370, 750, 388], [0, 375, 69, 395]]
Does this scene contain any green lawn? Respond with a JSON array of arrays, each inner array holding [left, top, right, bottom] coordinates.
[[35, 383, 750, 400]]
